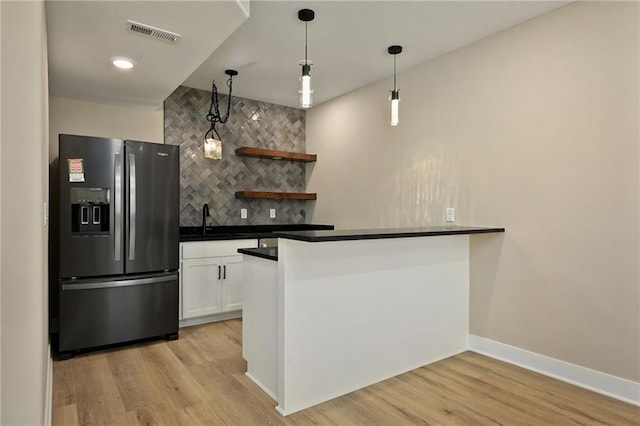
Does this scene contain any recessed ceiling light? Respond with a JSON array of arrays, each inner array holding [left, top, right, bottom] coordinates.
[[111, 57, 136, 70]]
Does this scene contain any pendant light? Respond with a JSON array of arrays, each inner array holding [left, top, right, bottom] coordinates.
[[298, 9, 315, 108], [388, 45, 402, 126], [204, 69, 238, 160]]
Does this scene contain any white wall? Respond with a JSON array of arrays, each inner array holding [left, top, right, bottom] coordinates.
[[49, 96, 164, 162], [307, 2, 639, 382], [0, 1, 50, 424], [0, 2, 4, 418]]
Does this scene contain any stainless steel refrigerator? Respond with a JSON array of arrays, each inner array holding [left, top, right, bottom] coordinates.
[[55, 134, 179, 359]]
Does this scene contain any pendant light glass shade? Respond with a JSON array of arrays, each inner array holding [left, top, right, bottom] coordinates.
[[204, 137, 222, 159], [388, 45, 403, 126], [300, 63, 313, 108], [390, 90, 400, 127], [298, 9, 315, 109]]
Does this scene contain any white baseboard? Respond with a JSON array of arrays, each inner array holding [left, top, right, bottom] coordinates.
[[44, 343, 53, 426], [468, 335, 640, 407], [245, 372, 277, 401], [179, 310, 242, 329]]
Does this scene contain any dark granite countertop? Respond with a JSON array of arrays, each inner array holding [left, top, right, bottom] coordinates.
[[274, 226, 505, 243], [238, 247, 278, 261], [238, 226, 504, 260], [180, 224, 334, 242]]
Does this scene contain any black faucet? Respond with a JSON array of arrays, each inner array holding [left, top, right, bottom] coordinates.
[[202, 203, 210, 235]]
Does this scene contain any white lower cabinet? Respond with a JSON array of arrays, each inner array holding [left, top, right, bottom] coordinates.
[[179, 239, 257, 323], [181, 257, 223, 318], [221, 258, 244, 312]]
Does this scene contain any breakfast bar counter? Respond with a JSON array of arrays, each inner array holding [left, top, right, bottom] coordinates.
[[240, 226, 504, 416]]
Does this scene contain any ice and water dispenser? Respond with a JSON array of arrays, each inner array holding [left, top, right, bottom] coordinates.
[[70, 187, 110, 234]]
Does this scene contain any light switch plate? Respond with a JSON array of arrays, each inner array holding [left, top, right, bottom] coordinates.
[[270, 209, 276, 219], [241, 208, 247, 219], [446, 207, 455, 222]]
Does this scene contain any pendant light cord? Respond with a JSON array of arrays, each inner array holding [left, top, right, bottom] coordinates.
[[393, 55, 397, 91], [305, 22, 308, 65], [205, 76, 234, 141]]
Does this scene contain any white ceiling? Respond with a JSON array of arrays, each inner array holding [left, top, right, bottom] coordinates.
[[46, 1, 570, 110], [46, 0, 249, 109]]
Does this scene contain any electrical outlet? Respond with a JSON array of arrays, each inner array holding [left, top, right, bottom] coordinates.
[[241, 208, 248, 219], [270, 209, 276, 219], [446, 207, 455, 222]]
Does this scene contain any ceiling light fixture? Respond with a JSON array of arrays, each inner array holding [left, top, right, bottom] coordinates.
[[204, 69, 238, 160], [298, 9, 315, 109], [111, 57, 136, 70], [388, 45, 403, 126]]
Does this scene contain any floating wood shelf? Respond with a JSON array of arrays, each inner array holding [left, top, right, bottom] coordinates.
[[235, 191, 317, 201], [235, 147, 317, 163]]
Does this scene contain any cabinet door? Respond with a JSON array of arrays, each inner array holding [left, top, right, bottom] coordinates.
[[221, 258, 244, 312], [181, 258, 222, 318]]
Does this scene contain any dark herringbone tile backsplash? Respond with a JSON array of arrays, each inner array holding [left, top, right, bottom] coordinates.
[[164, 86, 308, 226]]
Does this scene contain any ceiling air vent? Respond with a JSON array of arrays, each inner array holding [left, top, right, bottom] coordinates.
[[126, 20, 180, 43]]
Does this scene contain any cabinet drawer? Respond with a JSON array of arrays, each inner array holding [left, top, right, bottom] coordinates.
[[181, 239, 257, 259]]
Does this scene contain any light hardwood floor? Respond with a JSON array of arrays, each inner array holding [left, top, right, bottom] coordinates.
[[52, 319, 640, 425]]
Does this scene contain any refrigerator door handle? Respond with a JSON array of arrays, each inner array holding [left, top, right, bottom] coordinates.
[[114, 153, 122, 261], [128, 153, 136, 261], [62, 275, 175, 291]]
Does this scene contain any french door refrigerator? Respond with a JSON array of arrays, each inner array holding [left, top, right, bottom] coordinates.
[[56, 134, 179, 359]]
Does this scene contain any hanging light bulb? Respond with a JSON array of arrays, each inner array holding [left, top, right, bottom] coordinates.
[[390, 90, 399, 127], [388, 45, 403, 126], [300, 63, 312, 108], [298, 9, 315, 109]]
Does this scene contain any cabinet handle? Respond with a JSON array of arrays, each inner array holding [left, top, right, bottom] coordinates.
[[223, 265, 226, 280], [218, 265, 221, 280]]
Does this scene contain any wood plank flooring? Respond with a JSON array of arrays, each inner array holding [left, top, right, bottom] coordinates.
[[52, 319, 640, 425]]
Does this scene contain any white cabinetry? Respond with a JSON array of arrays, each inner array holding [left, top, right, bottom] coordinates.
[[221, 258, 244, 312], [179, 239, 257, 326], [181, 257, 223, 318]]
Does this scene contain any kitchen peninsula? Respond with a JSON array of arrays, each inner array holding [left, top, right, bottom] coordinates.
[[239, 226, 505, 415], [177, 224, 333, 327]]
